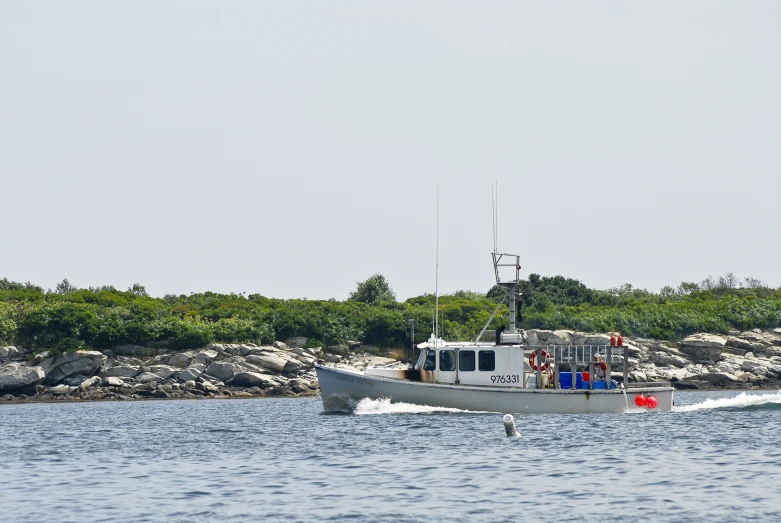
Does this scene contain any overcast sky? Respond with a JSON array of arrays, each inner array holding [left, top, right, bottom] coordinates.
[[1, 1, 779, 300]]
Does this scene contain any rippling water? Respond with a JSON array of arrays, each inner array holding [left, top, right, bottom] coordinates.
[[2, 390, 780, 522]]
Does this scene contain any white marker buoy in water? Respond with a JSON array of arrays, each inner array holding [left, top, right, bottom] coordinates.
[[503, 414, 520, 437]]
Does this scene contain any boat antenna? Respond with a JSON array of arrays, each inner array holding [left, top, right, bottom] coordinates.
[[435, 183, 440, 342], [491, 183, 496, 253]]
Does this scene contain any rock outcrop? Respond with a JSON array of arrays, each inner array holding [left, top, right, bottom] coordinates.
[[0, 364, 45, 392], [41, 351, 107, 385]]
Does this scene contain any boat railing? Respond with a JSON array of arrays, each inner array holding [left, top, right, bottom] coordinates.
[[523, 345, 631, 390]]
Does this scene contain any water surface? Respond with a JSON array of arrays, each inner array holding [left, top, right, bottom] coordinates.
[[2, 391, 780, 522]]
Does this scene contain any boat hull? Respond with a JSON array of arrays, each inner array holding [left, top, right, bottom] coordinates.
[[316, 365, 673, 414]]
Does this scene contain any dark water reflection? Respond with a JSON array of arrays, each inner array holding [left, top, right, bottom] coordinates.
[[1, 390, 780, 522]]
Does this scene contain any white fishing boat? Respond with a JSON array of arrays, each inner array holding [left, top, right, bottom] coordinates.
[[316, 251, 673, 414], [316, 189, 674, 414]]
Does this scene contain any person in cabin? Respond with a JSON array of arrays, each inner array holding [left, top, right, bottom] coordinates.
[[495, 325, 505, 345]]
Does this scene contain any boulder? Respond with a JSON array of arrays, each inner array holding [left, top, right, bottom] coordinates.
[[273, 341, 290, 351], [78, 376, 102, 391], [177, 367, 203, 382], [50, 384, 76, 396], [41, 351, 107, 385], [323, 354, 341, 363], [570, 333, 612, 346], [0, 364, 45, 392], [205, 362, 236, 382], [134, 372, 162, 384], [104, 377, 125, 387], [286, 337, 309, 348], [245, 353, 288, 373], [283, 359, 303, 374], [0, 347, 9, 359], [101, 366, 141, 379], [650, 350, 689, 368], [149, 365, 177, 380], [741, 359, 768, 377], [167, 352, 194, 369], [679, 334, 726, 364], [533, 330, 554, 343], [547, 330, 574, 345], [192, 350, 218, 365], [698, 372, 742, 386], [230, 372, 278, 388]]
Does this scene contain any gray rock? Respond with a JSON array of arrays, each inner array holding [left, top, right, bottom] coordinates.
[[50, 384, 75, 396], [135, 372, 162, 384], [570, 333, 612, 346], [149, 365, 177, 379], [679, 334, 726, 364], [167, 352, 194, 368], [650, 350, 689, 368], [205, 362, 236, 382], [104, 377, 125, 387], [100, 366, 141, 379], [245, 353, 288, 373], [699, 372, 742, 385], [741, 359, 768, 376], [230, 372, 278, 388], [192, 350, 218, 365], [78, 376, 102, 391], [547, 330, 574, 345], [273, 341, 290, 351], [323, 354, 341, 363], [177, 367, 203, 382], [0, 364, 45, 392], [533, 330, 554, 343], [183, 380, 196, 389], [41, 351, 107, 385], [286, 337, 309, 348], [0, 347, 9, 359], [283, 359, 303, 374]]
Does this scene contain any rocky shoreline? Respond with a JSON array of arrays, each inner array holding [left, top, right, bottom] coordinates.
[[2, 328, 781, 403]]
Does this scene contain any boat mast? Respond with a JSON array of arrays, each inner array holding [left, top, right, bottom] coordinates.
[[492, 181, 521, 339]]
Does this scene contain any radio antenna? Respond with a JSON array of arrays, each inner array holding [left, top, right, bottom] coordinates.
[[435, 183, 440, 342]]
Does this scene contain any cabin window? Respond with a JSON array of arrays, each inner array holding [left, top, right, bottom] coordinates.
[[459, 350, 476, 371], [439, 350, 456, 372], [423, 351, 437, 371], [478, 350, 496, 372]]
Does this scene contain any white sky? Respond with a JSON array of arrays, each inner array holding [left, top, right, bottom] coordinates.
[[1, 1, 779, 300]]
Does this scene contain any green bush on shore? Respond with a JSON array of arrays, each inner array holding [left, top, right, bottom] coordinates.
[[0, 274, 779, 353]]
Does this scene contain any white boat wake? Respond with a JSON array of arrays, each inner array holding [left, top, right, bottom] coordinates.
[[674, 391, 781, 412], [353, 397, 477, 415]]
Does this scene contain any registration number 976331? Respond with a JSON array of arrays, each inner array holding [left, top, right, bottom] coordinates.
[[490, 374, 519, 384]]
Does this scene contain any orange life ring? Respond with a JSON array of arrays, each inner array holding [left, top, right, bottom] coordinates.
[[529, 350, 550, 371]]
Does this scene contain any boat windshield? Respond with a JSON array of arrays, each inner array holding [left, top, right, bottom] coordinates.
[[415, 349, 427, 370]]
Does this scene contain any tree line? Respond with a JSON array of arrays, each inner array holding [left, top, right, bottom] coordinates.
[[0, 272, 779, 354]]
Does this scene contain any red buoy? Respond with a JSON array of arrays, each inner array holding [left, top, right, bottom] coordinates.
[[635, 394, 647, 407], [646, 396, 658, 409]]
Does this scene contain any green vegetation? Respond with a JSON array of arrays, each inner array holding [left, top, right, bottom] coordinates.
[[0, 273, 779, 353]]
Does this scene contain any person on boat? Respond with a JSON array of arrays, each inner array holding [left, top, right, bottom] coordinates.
[[617, 331, 624, 347], [594, 354, 607, 380]]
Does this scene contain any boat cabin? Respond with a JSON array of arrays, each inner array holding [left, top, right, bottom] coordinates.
[[365, 342, 630, 390]]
